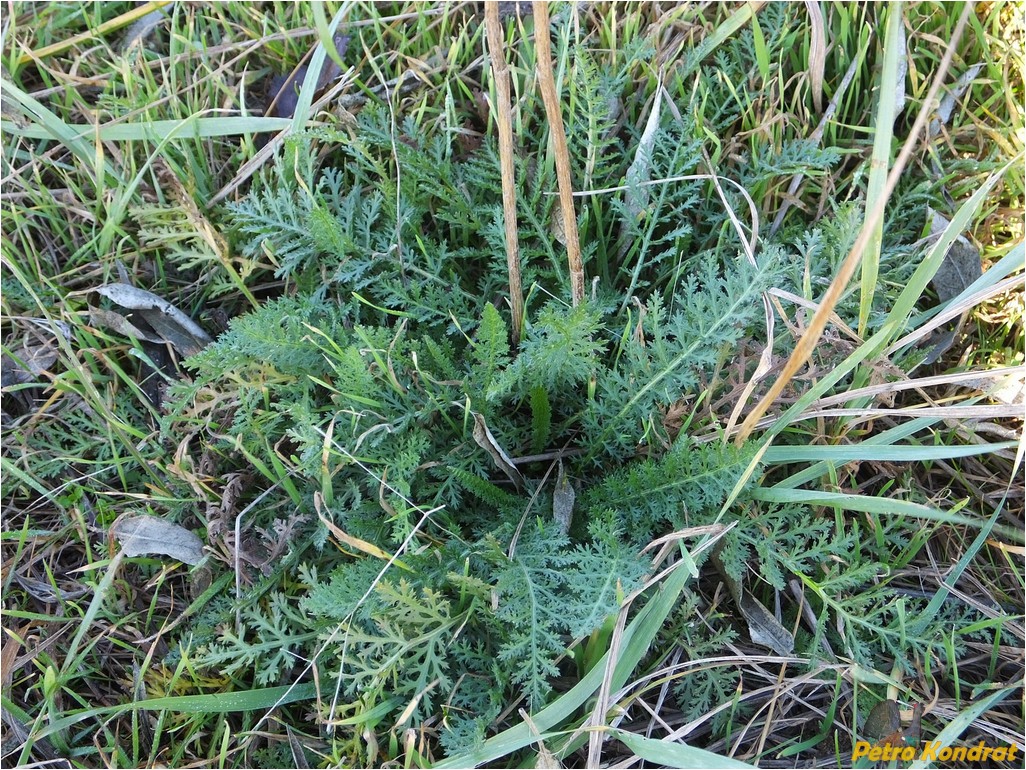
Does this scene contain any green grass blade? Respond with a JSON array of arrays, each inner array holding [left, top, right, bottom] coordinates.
[[20, 683, 319, 744], [916, 492, 1014, 629], [858, 2, 904, 336], [0, 80, 120, 185], [610, 728, 755, 768], [764, 441, 1017, 463], [1, 116, 293, 141], [751, 488, 1024, 542], [312, 1, 347, 70], [770, 417, 947, 489], [679, 2, 764, 80]]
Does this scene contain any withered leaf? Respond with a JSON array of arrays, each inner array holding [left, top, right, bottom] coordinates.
[[92, 283, 212, 356], [552, 460, 575, 536], [113, 515, 205, 565], [472, 412, 525, 490]]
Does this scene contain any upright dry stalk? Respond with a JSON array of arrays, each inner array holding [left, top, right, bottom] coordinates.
[[532, 0, 585, 306], [485, 1, 524, 343]]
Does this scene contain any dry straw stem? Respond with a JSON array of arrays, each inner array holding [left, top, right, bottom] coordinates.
[[532, 0, 585, 306], [735, 3, 973, 445], [485, 1, 525, 342]]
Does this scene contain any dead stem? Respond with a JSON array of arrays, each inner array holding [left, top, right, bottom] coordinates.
[[532, 0, 585, 307], [485, 1, 525, 343]]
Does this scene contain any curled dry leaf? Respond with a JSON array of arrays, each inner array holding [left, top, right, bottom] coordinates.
[[472, 412, 526, 490], [113, 514, 205, 565], [91, 283, 212, 356]]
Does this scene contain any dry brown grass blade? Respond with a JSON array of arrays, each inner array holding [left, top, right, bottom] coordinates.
[[532, 0, 585, 307], [735, 4, 973, 445], [485, 1, 525, 343]]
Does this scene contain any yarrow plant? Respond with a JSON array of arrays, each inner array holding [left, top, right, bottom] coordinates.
[[2, 2, 1020, 768]]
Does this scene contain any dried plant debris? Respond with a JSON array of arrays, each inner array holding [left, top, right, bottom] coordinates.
[[1, 321, 66, 419], [928, 209, 983, 305], [89, 283, 212, 356], [112, 514, 205, 565], [267, 34, 350, 119]]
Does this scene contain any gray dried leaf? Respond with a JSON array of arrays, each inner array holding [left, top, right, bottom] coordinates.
[[92, 283, 212, 356], [472, 412, 525, 490], [552, 460, 575, 536], [286, 725, 312, 769], [14, 572, 89, 603], [2, 321, 65, 387], [2, 331, 62, 417], [929, 64, 984, 138], [9, 336, 58, 376], [928, 209, 982, 304], [713, 543, 794, 656], [113, 515, 205, 565], [89, 307, 164, 345], [738, 593, 795, 656]]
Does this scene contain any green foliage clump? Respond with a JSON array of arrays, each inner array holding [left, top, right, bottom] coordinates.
[[167, 93, 784, 742], [155, 11, 986, 759]]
